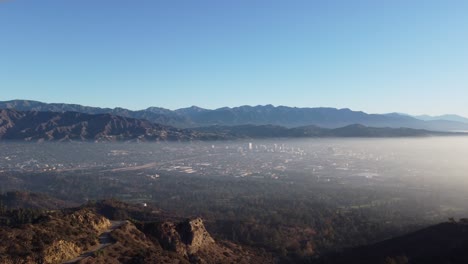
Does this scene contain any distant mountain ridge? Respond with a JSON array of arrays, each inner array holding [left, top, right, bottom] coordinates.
[[413, 114, 468, 124], [179, 105, 468, 131], [193, 124, 457, 138], [2, 100, 468, 131], [0, 109, 462, 142]]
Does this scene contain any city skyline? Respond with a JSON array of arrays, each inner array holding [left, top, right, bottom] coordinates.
[[2, 1, 468, 116]]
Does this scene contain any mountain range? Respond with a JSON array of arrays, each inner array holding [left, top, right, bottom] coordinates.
[[0, 109, 461, 142], [193, 124, 457, 139], [2, 100, 468, 131]]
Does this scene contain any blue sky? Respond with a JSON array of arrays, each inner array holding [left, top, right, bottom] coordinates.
[[1, 0, 468, 116]]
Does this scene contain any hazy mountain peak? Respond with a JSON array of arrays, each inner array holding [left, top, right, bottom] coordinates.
[[177, 105, 207, 111], [414, 114, 468, 124]]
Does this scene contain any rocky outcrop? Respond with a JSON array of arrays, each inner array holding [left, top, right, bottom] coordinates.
[[148, 217, 272, 263], [177, 218, 215, 255], [43, 240, 81, 264], [153, 218, 214, 257], [67, 209, 111, 233]]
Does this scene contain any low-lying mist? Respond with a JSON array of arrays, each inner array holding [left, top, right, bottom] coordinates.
[[1, 137, 468, 189]]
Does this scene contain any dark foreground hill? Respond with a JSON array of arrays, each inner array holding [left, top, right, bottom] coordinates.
[[315, 219, 468, 264], [0, 191, 77, 210], [3, 99, 468, 131]]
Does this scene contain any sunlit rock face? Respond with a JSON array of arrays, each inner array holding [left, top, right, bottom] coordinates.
[[177, 218, 215, 255], [153, 218, 215, 257]]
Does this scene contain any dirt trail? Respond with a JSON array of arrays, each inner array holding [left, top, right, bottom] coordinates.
[[62, 220, 125, 264]]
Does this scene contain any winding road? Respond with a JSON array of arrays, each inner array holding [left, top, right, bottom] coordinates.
[[62, 220, 126, 264]]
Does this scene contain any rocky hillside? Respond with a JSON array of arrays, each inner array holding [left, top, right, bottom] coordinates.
[[0, 208, 110, 264], [0, 100, 190, 127], [82, 218, 271, 264], [3, 196, 468, 264], [0, 109, 218, 142], [0, 200, 273, 264]]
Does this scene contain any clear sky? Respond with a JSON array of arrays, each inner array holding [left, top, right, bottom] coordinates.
[[1, 0, 468, 116]]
